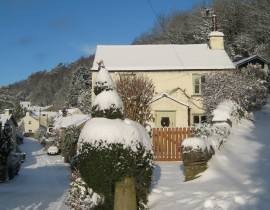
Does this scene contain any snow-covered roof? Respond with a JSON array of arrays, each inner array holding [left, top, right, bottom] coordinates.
[[92, 44, 235, 71], [150, 92, 189, 107], [29, 105, 52, 112], [54, 114, 90, 129], [32, 111, 58, 118], [233, 55, 270, 67]]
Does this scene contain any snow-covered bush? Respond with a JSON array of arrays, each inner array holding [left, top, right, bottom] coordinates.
[[66, 170, 104, 210], [116, 74, 155, 126], [212, 100, 248, 124], [47, 145, 59, 155], [61, 126, 80, 163], [91, 90, 124, 119], [202, 64, 268, 120], [182, 137, 213, 161], [76, 64, 153, 210], [93, 64, 115, 96]]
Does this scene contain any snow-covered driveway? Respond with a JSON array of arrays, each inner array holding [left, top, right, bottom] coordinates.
[[0, 138, 70, 210], [149, 102, 270, 210]]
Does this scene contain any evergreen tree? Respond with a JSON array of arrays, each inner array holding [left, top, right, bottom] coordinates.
[[68, 66, 92, 114], [12, 102, 25, 121]]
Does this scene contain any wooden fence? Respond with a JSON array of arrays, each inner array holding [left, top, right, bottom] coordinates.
[[152, 127, 193, 161]]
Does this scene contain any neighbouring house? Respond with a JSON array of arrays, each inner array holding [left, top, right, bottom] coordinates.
[[20, 101, 31, 110], [91, 30, 235, 127], [234, 55, 270, 72], [32, 111, 58, 128], [20, 112, 40, 135], [53, 108, 90, 133]]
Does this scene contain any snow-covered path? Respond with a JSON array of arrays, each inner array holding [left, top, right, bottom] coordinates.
[[0, 138, 70, 210], [149, 102, 270, 210]]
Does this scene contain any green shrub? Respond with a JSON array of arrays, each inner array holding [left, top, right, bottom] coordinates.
[[91, 106, 123, 119], [61, 126, 81, 163], [77, 141, 153, 210]]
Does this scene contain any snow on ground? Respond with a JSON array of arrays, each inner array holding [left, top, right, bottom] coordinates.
[[149, 102, 270, 210], [0, 138, 70, 210]]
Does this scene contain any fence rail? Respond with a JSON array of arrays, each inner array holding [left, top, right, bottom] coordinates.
[[152, 127, 193, 161]]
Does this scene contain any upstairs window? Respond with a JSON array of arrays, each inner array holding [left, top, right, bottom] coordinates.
[[193, 74, 205, 95]]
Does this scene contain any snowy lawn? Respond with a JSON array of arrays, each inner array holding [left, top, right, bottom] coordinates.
[[0, 138, 70, 210], [149, 102, 270, 210]]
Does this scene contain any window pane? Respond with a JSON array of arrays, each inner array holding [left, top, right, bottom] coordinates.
[[201, 116, 207, 123], [161, 117, 170, 127], [194, 78, 200, 84], [195, 85, 200, 94], [201, 75, 206, 83], [193, 116, 200, 124]]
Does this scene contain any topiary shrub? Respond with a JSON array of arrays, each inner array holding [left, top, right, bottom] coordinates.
[[61, 126, 81, 163], [74, 63, 153, 210], [77, 141, 153, 210]]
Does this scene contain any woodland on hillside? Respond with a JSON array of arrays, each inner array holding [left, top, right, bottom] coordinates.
[[134, 0, 270, 60], [1, 0, 269, 112], [0, 56, 94, 111]]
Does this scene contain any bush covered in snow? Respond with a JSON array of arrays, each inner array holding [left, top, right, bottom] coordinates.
[[91, 90, 124, 119], [202, 64, 268, 120], [75, 63, 153, 210], [77, 142, 153, 210], [66, 170, 104, 210], [182, 137, 213, 162], [61, 126, 81, 163], [47, 145, 59, 155]]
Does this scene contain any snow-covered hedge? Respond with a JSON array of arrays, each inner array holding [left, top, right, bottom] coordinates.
[[182, 137, 211, 153], [191, 100, 245, 152], [202, 64, 268, 119], [61, 126, 81, 163], [212, 100, 247, 124], [78, 118, 151, 152]]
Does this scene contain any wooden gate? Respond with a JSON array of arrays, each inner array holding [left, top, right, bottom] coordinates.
[[152, 127, 192, 161]]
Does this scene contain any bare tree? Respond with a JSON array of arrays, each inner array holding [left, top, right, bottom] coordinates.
[[116, 74, 155, 126]]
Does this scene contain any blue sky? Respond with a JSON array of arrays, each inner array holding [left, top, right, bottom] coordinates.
[[0, 0, 203, 86]]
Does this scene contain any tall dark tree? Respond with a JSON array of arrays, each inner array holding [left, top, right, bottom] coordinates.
[[67, 66, 92, 114]]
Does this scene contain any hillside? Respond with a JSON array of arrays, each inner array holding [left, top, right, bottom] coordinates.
[[0, 55, 94, 111], [133, 0, 270, 60]]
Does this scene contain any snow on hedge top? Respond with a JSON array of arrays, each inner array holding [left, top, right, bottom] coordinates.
[[95, 67, 115, 89], [182, 137, 210, 152], [212, 100, 238, 122], [78, 118, 152, 151], [93, 90, 123, 111]]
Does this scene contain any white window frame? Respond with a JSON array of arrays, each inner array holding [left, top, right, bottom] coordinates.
[[192, 114, 207, 125], [192, 74, 205, 95]]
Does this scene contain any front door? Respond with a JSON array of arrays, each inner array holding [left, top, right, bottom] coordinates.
[[155, 111, 176, 128]]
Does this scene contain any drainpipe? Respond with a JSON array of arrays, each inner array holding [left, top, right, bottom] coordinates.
[[187, 107, 191, 127]]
